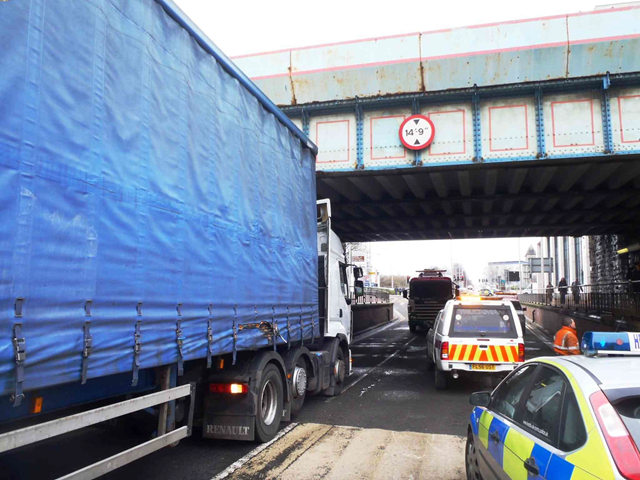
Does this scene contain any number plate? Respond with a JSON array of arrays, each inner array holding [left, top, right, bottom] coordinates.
[[471, 364, 496, 371]]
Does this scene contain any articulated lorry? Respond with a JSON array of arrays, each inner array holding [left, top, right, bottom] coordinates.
[[404, 270, 457, 332], [0, 1, 356, 476]]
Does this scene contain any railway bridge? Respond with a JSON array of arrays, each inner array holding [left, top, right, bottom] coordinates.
[[235, 5, 640, 242]]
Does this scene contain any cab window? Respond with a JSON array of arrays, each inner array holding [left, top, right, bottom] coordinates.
[[339, 262, 348, 297], [520, 366, 566, 445], [450, 306, 517, 338], [559, 388, 587, 451], [491, 365, 537, 421]]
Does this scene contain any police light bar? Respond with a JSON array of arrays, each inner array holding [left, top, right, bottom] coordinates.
[[581, 331, 640, 357]]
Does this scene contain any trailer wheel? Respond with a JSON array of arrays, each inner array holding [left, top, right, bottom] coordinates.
[[435, 369, 448, 390], [290, 358, 308, 416], [255, 364, 284, 443]]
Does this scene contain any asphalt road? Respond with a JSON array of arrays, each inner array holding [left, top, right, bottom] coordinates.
[[0, 296, 554, 480]]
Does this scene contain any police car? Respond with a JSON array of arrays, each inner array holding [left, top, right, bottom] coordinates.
[[466, 331, 640, 480], [426, 298, 525, 390]]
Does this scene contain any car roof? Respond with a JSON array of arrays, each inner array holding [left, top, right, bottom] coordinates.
[[451, 300, 513, 307], [556, 355, 640, 387]]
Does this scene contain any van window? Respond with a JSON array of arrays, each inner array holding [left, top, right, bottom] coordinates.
[[449, 306, 517, 338]]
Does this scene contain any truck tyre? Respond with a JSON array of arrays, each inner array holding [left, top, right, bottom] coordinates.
[[290, 357, 308, 417], [255, 364, 284, 443], [409, 324, 417, 333], [435, 369, 448, 390], [323, 338, 346, 396]]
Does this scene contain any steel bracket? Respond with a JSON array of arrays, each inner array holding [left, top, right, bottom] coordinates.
[[12, 323, 26, 407], [355, 100, 364, 169], [413, 98, 423, 166], [132, 320, 142, 386], [286, 305, 291, 349], [82, 321, 93, 384], [175, 319, 184, 377], [472, 87, 482, 162], [232, 305, 238, 366], [601, 73, 614, 154], [301, 108, 310, 136], [535, 87, 546, 158], [299, 306, 304, 345]]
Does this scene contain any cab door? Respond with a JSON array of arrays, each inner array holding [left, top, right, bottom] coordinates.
[[477, 364, 538, 479]]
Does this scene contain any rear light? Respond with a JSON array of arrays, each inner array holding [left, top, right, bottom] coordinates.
[[518, 343, 525, 362], [209, 383, 249, 394], [30, 396, 43, 414], [590, 390, 640, 480], [441, 342, 449, 360]]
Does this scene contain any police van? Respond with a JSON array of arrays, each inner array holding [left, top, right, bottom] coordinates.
[[426, 298, 525, 390]]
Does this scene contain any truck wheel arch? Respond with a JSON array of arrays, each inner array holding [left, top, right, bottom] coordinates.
[[248, 350, 291, 404]]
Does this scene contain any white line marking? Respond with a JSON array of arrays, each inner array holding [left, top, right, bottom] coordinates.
[[325, 336, 418, 403], [210, 422, 299, 480]]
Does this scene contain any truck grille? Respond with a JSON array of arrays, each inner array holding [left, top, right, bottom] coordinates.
[[413, 302, 445, 323]]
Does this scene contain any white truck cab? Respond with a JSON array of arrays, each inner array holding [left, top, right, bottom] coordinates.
[[426, 298, 524, 390]]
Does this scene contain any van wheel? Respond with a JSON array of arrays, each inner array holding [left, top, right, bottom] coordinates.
[[435, 369, 448, 390], [255, 364, 284, 443], [290, 358, 308, 417]]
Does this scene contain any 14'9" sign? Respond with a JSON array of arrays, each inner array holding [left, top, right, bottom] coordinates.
[[398, 115, 435, 151]]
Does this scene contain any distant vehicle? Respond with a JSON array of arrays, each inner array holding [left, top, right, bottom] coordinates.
[[404, 270, 456, 333], [426, 298, 525, 390], [467, 331, 640, 480], [478, 288, 495, 297]]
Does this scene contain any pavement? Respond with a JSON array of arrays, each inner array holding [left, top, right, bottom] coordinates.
[[0, 295, 555, 480]]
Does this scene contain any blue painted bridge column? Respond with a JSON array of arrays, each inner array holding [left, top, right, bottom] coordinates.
[[472, 88, 482, 162], [355, 101, 364, 169], [535, 87, 546, 158], [413, 98, 423, 166], [601, 73, 614, 154]]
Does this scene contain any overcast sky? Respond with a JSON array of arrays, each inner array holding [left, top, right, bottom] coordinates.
[[174, 0, 599, 57], [173, 0, 596, 284]]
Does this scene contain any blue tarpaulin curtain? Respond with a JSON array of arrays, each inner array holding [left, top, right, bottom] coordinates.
[[0, 0, 318, 396]]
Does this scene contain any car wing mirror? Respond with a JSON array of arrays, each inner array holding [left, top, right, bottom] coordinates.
[[522, 307, 527, 311], [469, 391, 491, 407]]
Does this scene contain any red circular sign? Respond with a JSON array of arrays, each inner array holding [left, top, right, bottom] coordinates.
[[399, 115, 436, 151]]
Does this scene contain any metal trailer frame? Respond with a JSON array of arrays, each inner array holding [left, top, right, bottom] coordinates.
[[0, 383, 195, 480]]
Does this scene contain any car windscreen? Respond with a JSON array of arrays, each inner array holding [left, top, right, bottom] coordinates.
[[510, 300, 522, 310], [411, 281, 451, 300], [614, 396, 640, 449], [449, 306, 517, 338]]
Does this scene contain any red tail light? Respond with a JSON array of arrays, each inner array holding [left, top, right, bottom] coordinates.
[[209, 383, 249, 394], [518, 343, 525, 362], [590, 390, 640, 480], [441, 342, 449, 360]]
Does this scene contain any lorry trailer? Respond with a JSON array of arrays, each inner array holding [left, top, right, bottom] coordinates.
[[0, 0, 355, 477]]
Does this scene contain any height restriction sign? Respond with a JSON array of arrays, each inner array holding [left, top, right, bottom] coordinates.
[[399, 115, 435, 150]]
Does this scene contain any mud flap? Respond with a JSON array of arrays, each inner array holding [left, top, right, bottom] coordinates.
[[203, 414, 255, 441]]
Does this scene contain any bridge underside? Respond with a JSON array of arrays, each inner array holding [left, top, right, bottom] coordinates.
[[319, 156, 640, 242]]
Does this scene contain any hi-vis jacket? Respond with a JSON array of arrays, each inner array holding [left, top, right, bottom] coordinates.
[[554, 326, 580, 356]]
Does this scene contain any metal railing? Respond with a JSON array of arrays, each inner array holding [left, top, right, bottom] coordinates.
[[519, 281, 640, 318], [349, 287, 390, 305]]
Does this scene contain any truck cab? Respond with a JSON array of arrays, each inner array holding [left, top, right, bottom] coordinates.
[[404, 270, 456, 333]]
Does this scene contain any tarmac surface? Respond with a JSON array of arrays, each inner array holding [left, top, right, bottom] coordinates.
[[0, 296, 555, 479]]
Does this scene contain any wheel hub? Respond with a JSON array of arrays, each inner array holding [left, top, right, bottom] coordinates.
[[292, 365, 307, 398]]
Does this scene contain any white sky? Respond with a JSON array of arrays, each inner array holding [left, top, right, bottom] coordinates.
[[369, 238, 541, 285], [173, 0, 594, 283], [175, 0, 598, 57]]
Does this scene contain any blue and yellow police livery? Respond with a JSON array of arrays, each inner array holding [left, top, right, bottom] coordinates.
[[466, 331, 640, 480]]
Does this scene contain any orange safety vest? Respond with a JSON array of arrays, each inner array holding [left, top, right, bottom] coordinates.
[[554, 326, 580, 355]]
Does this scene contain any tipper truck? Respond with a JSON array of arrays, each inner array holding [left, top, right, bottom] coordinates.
[[0, 1, 357, 477]]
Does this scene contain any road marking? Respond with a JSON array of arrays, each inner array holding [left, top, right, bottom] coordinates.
[[210, 422, 299, 480], [526, 322, 555, 351], [326, 335, 418, 403], [352, 318, 402, 344]]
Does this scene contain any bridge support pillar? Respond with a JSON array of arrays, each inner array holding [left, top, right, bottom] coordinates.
[[601, 73, 614, 154], [472, 88, 482, 162]]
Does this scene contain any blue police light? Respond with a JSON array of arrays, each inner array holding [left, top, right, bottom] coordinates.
[[581, 331, 640, 357]]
